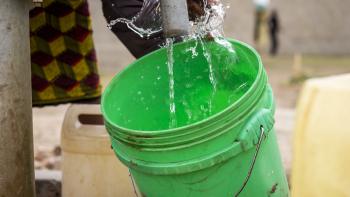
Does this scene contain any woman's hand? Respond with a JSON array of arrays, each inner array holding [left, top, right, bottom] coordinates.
[[187, 0, 220, 20], [187, 0, 204, 20]]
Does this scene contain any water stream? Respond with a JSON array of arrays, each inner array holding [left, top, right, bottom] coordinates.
[[165, 38, 177, 128], [198, 36, 216, 115]]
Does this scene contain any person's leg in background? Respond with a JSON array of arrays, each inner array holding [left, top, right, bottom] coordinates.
[[269, 31, 278, 55], [254, 10, 261, 46], [268, 10, 280, 56]]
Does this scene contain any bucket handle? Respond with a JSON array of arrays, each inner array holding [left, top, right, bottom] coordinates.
[[127, 126, 267, 197], [234, 126, 266, 197], [126, 126, 267, 197]]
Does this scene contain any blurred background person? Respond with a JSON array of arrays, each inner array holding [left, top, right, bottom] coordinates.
[[268, 9, 280, 56], [253, 0, 270, 52]]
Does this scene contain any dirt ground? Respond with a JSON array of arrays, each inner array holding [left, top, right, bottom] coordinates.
[[264, 55, 350, 108]]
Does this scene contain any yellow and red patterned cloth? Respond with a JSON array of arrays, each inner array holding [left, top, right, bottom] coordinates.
[[30, 0, 101, 105]]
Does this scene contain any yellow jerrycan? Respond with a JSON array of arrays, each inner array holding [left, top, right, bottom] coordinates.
[[292, 74, 350, 197], [61, 104, 135, 197]]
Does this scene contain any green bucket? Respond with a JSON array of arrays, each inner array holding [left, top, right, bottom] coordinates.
[[101, 39, 289, 196]]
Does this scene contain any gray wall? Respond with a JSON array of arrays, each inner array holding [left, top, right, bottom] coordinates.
[[224, 0, 255, 46], [223, 0, 350, 55]]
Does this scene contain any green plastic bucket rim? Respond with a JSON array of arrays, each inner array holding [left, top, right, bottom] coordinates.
[[113, 138, 246, 175], [101, 39, 265, 137], [112, 107, 275, 175], [105, 85, 272, 150]]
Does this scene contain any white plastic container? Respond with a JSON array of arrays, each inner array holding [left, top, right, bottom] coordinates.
[[292, 74, 350, 197], [62, 104, 135, 197]]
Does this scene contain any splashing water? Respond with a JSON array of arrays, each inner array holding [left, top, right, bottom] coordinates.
[[107, 0, 230, 40], [107, 18, 161, 39], [107, 0, 162, 39]]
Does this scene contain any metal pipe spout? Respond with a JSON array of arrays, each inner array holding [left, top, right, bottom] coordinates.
[[160, 0, 190, 37]]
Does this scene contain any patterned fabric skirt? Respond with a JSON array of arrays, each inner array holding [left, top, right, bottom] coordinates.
[[30, 0, 101, 106]]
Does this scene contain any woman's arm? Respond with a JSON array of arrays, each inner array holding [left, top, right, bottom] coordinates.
[[102, 0, 221, 58]]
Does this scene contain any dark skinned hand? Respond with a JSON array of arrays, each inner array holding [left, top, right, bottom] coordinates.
[[187, 0, 219, 21], [187, 0, 220, 40]]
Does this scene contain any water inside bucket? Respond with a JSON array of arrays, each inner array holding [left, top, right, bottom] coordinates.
[[103, 40, 258, 131]]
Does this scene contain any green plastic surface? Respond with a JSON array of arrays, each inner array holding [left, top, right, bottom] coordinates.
[[101, 39, 289, 197]]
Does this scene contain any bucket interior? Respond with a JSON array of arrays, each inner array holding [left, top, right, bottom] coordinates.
[[102, 39, 259, 131]]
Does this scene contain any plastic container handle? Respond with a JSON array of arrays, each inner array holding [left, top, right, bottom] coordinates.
[[238, 108, 274, 151], [62, 104, 107, 137]]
